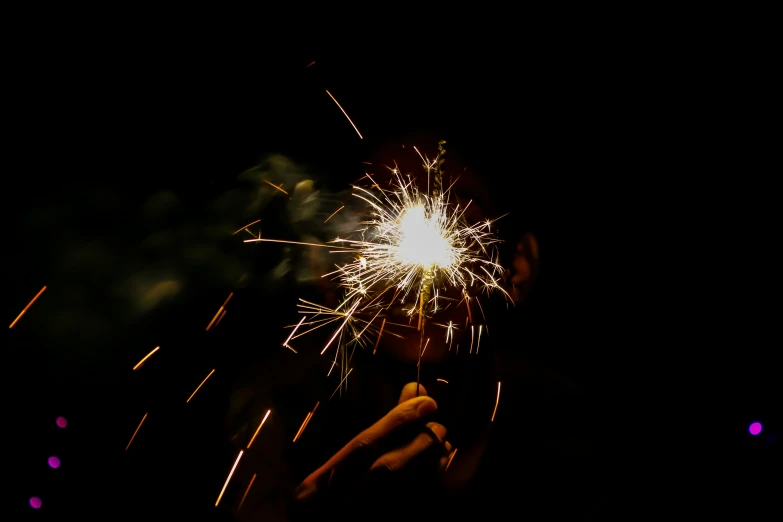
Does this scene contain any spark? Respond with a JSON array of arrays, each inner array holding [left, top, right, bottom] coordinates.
[[236, 473, 256, 515], [283, 315, 306, 351], [215, 309, 227, 328], [215, 450, 243, 507], [476, 325, 483, 354], [186, 369, 215, 403], [491, 381, 501, 422], [329, 368, 353, 400], [125, 412, 148, 451], [232, 219, 261, 235], [326, 90, 363, 139], [305, 61, 316, 68], [417, 338, 430, 367], [207, 292, 234, 331], [263, 179, 288, 194], [9, 285, 47, 328], [373, 317, 386, 354], [320, 298, 362, 355], [444, 320, 456, 350], [462, 290, 473, 324], [470, 325, 474, 354], [293, 412, 311, 443], [445, 448, 457, 471], [293, 401, 320, 442], [132, 346, 160, 371], [324, 205, 345, 223], [247, 409, 271, 449], [244, 238, 332, 248], [243, 146, 510, 385], [437, 378, 449, 384]]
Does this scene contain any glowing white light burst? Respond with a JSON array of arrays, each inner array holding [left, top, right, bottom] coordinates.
[[246, 147, 511, 392], [328, 166, 510, 314]]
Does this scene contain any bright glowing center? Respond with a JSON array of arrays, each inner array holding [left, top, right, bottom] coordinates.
[[397, 205, 452, 267]]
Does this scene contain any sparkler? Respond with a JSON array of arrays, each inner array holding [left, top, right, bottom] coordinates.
[[246, 143, 510, 396]]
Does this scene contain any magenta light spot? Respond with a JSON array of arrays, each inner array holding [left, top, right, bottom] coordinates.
[[56, 416, 68, 428], [29, 496, 42, 509], [749, 422, 762, 436], [48, 456, 61, 469]]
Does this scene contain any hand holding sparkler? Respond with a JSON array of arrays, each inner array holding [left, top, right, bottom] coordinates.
[[293, 383, 452, 514]]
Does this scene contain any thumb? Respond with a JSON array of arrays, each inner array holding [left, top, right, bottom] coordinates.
[[399, 382, 428, 404]]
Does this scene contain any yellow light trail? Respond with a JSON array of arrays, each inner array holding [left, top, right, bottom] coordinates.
[[320, 299, 361, 355], [329, 368, 353, 400], [186, 369, 215, 403], [437, 378, 449, 384], [215, 450, 243, 507], [283, 315, 306, 351], [326, 90, 363, 139], [491, 381, 501, 422], [263, 180, 288, 195], [235, 473, 256, 515], [293, 412, 311, 443], [372, 317, 386, 354], [9, 285, 47, 328], [445, 448, 458, 471], [215, 309, 227, 328], [232, 219, 261, 235], [125, 412, 148, 451], [132, 346, 160, 371], [206, 292, 233, 331], [246, 409, 271, 449], [244, 238, 332, 248], [324, 205, 345, 223]]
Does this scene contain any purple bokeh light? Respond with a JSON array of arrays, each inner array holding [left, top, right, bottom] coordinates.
[[48, 456, 61, 469], [749, 422, 762, 436], [56, 416, 68, 428], [29, 496, 42, 509]]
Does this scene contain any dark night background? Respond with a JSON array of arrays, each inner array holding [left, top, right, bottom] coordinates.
[[4, 33, 779, 520]]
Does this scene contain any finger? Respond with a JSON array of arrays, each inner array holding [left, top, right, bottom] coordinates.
[[398, 382, 427, 404], [295, 395, 437, 500], [370, 421, 447, 474]]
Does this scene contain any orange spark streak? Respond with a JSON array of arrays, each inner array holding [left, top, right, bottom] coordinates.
[[437, 378, 449, 384], [305, 61, 316, 68], [215, 309, 227, 328], [320, 299, 361, 355], [303, 401, 320, 431], [244, 238, 332, 248], [247, 410, 271, 449], [263, 180, 289, 194], [9, 285, 47, 328], [323, 205, 345, 223], [445, 448, 458, 471], [329, 368, 353, 400], [186, 369, 216, 403], [236, 473, 256, 515], [215, 450, 243, 507], [206, 292, 234, 331], [283, 315, 306, 351], [491, 382, 501, 422], [463, 290, 473, 324], [125, 412, 148, 451], [132, 346, 160, 371], [373, 318, 386, 354], [293, 412, 312, 442], [232, 219, 261, 235], [325, 90, 363, 139]]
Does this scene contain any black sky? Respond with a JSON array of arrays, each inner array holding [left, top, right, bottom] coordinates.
[[4, 37, 779, 519]]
